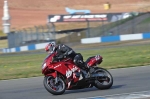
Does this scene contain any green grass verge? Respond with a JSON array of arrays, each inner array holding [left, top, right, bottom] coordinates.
[[0, 30, 6, 36], [140, 17, 150, 24], [0, 30, 7, 49], [0, 39, 8, 48], [0, 44, 150, 80]]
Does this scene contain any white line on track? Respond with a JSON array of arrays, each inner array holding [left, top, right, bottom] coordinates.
[[77, 90, 150, 99]]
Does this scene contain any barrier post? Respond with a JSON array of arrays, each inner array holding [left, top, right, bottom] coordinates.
[[86, 19, 90, 37]]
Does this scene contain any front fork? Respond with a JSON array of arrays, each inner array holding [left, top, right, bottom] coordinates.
[[45, 71, 59, 84], [54, 71, 58, 84], [55, 71, 58, 85]]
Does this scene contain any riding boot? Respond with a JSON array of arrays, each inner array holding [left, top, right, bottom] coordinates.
[[83, 62, 89, 72], [78, 60, 89, 72]]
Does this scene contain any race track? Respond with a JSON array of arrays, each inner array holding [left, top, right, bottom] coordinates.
[[0, 66, 150, 99]]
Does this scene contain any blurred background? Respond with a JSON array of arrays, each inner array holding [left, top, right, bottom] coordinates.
[[0, 0, 150, 49]]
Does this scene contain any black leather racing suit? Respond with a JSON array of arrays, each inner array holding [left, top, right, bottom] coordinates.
[[53, 44, 87, 70]]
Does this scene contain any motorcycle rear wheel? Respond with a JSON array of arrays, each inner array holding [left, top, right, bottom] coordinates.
[[94, 67, 113, 90], [43, 76, 66, 95]]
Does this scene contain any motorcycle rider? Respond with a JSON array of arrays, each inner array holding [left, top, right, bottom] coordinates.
[[45, 42, 89, 71]]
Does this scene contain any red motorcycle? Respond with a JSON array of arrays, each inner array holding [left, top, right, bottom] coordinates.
[[42, 52, 113, 95]]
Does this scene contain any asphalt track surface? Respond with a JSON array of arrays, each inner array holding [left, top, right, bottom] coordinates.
[[0, 66, 150, 99]]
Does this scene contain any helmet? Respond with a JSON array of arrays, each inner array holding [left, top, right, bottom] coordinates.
[[45, 42, 56, 53]]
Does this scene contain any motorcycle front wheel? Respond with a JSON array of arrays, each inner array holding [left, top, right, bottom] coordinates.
[[94, 67, 113, 90], [43, 76, 66, 95]]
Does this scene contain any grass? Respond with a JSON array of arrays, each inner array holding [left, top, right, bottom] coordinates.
[[81, 45, 150, 68], [0, 53, 47, 80], [0, 30, 6, 37], [0, 44, 150, 80], [140, 17, 150, 24], [0, 30, 7, 49], [0, 39, 8, 48]]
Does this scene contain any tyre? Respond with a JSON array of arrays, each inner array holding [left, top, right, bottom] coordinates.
[[94, 67, 113, 90], [43, 76, 66, 95]]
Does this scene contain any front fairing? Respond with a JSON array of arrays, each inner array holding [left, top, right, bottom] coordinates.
[[44, 53, 53, 62], [42, 53, 55, 70]]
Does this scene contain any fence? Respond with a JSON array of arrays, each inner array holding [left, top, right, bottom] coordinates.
[[7, 23, 56, 48], [5, 12, 150, 48], [88, 13, 150, 37], [57, 12, 150, 43]]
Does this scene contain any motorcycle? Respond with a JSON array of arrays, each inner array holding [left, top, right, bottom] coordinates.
[[42, 52, 113, 95]]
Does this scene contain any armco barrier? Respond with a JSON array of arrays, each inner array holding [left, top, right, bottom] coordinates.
[[81, 32, 150, 44], [2, 42, 55, 53]]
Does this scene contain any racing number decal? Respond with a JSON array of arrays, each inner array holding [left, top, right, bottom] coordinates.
[[66, 70, 72, 78], [66, 66, 78, 78], [71, 66, 78, 72], [95, 55, 100, 61]]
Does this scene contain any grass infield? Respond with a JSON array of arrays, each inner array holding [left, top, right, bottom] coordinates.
[[0, 44, 150, 80]]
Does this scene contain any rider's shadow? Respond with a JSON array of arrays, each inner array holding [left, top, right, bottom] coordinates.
[[64, 84, 125, 94], [64, 87, 98, 94], [111, 84, 126, 89]]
